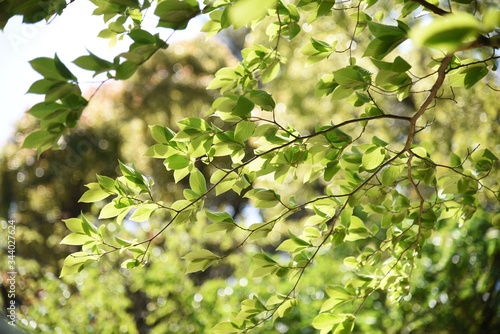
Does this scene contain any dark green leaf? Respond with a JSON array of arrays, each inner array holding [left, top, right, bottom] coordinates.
[[74, 51, 114, 75], [115, 61, 139, 80], [249, 90, 275, 110], [155, 0, 200, 30]]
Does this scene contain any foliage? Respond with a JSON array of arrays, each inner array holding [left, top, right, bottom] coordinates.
[[2, 0, 500, 333]]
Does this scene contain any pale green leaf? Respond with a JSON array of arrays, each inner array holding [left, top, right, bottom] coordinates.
[[63, 218, 85, 234], [228, 0, 277, 28], [410, 13, 480, 50], [212, 322, 240, 334], [234, 120, 256, 143], [79, 187, 111, 203], [362, 146, 385, 171], [129, 204, 157, 222], [61, 233, 95, 246], [381, 165, 401, 186], [189, 169, 207, 195]]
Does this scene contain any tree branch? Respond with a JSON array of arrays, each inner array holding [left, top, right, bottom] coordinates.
[[405, 55, 453, 150], [411, 0, 450, 16], [459, 34, 500, 51]]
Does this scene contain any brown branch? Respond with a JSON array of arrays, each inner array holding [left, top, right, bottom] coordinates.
[[405, 55, 453, 150], [459, 34, 500, 51], [411, 0, 450, 16]]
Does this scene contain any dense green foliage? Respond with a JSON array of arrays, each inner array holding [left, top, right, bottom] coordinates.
[[1, 0, 499, 333]]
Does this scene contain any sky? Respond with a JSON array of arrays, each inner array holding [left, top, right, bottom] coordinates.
[[0, 1, 202, 147]]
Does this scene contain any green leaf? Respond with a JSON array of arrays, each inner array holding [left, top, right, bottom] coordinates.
[[393, 56, 412, 72], [115, 61, 139, 80], [334, 66, 371, 90], [262, 61, 281, 83], [45, 82, 81, 102], [234, 95, 255, 117], [27, 101, 69, 118], [276, 239, 304, 253], [96, 175, 117, 193], [234, 120, 256, 143], [54, 54, 77, 81], [362, 146, 385, 171], [184, 249, 220, 261], [335, 316, 355, 334], [332, 86, 354, 100], [410, 13, 480, 50], [228, 0, 277, 28], [381, 165, 401, 186], [249, 90, 275, 110], [275, 298, 296, 318], [114, 236, 132, 247], [149, 125, 175, 144], [110, 0, 140, 8], [118, 161, 149, 190], [61, 233, 95, 245], [244, 188, 281, 208], [483, 9, 500, 31], [60, 264, 84, 278], [344, 216, 370, 241], [320, 286, 352, 313], [364, 22, 407, 59], [343, 256, 358, 269], [301, 38, 335, 65], [312, 313, 342, 330], [73, 51, 114, 75], [252, 265, 277, 278], [154, 0, 200, 30], [30, 56, 69, 81], [79, 186, 111, 203], [276, 231, 311, 252], [22, 130, 53, 149], [121, 259, 140, 269], [165, 154, 191, 170], [205, 210, 234, 224], [212, 322, 240, 334], [0, 0, 67, 28], [129, 204, 157, 222], [324, 161, 341, 181], [183, 249, 220, 274], [99, 201, 130, 219], [449, 64, 488, 89], [205, 221, 236, 234], [63, 218, 85, 234], [81, 213, 99, 236], [63, 252, 98, 267], [189, 169, 207, 195]]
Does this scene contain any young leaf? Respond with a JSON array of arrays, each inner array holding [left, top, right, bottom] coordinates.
[[129, 204, 157, 222], [79, 187, 111, 203], [234, 120, 256, 143], [189, 169, 207, 195], [362, 146, 385, 171], [183, 249, 220, 274], [149, 125, 175, 144], [228, 0, 277, 28], [212, 322, 240, 334], [63, 218, 85, 234], [61, 233, 95, 246]]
